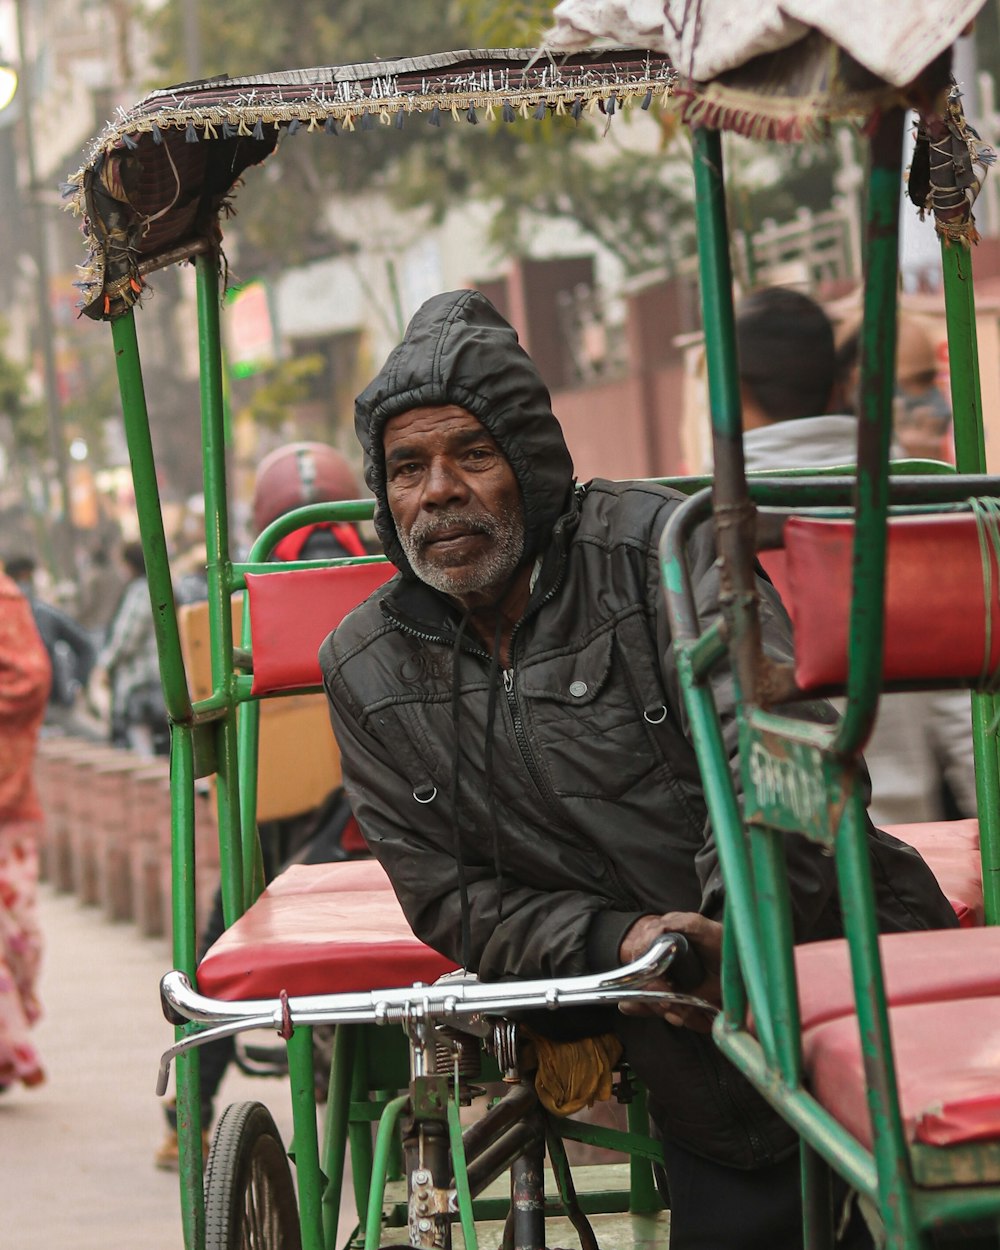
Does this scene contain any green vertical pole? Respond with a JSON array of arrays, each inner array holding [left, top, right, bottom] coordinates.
[[834, 790, 921, 1247], [171, 724, 205, 1250], [321, 1025, 356, 1248], [834, 109, 904, 757], [194, 254, 245, 924], [625, 1086, 659, 1213], [691, 126, 762, 706], [287, 1026, 325, 1250], [109, 313, 192, 725], [110, 308, 202, 1249], [941, 240, 1000, 924]]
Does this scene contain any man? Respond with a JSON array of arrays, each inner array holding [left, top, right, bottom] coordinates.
[[320, 289, 956, 1249], [92, 541, 167, 755], [833, 312, 952, 462], [739, 286, 978, 827], [4, 554, 98, 735]]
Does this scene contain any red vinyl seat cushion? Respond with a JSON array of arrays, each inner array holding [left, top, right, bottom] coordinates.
[[791, 929, 1000, 1150], [197, 860, 457, 1000], [781, 514, 999, 690], [794, 926, 1000, 1033], [246, 561, 395, 695], [883, 819, 983, 927], [804, 996, 1000, 1148]]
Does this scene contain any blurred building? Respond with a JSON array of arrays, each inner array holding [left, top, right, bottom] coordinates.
[[6, 2, 1000, 555]]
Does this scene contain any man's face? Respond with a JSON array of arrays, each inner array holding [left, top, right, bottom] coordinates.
[[383, 405, 525, 604]]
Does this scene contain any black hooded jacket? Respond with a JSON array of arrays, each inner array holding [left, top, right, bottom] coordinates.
[[320, 289, 956, 1167]]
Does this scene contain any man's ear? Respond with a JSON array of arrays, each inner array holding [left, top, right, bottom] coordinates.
[[738, 381, 769, 432]]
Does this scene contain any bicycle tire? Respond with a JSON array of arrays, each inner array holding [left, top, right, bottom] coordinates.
[[204, 1100, 302, 1250]]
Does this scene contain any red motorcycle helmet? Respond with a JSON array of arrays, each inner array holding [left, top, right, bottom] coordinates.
[[252, 442, 362, 534]]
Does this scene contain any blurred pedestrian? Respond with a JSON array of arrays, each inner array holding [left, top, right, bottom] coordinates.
[[91, 542, 168, 756], [0, 570, 51, 1089], [834, 313, 952, 462], [4, 554, 99, 738]]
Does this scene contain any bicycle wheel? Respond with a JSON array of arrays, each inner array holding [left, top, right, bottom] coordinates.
[[204, 1100, 302, 1250]]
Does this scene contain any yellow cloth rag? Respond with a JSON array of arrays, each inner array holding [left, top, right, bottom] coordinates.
[[522, 1028, 623, 1116]]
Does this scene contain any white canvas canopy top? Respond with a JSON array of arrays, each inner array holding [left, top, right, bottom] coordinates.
[[545, 0, 984, 89]]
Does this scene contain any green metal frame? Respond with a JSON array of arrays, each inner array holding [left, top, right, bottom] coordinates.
[[663, 113, 1000, 1250]]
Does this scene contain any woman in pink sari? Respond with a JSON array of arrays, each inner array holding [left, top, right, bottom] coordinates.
[[0, 570, 51, 1088]]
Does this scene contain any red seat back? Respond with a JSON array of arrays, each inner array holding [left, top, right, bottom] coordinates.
[[245, 561, 395, 695], [778, 514, 999, 691]]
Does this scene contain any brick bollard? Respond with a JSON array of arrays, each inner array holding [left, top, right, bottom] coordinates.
[[70, 744, 144, 908], [92, 750, 154, 923], [128, 761, 171, 939], [34, 736, 108, 891]]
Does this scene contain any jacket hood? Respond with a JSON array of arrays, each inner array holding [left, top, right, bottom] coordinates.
[[355, 289, 575, 573]]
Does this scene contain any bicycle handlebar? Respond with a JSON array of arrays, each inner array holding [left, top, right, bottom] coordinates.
[[156, 931, 713, 1095]]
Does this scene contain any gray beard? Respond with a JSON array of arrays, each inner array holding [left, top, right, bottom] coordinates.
[[397, 505, 526, 597]]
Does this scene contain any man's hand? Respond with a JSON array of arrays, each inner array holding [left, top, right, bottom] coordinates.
[[85, 666, 110, 720], [617, 912, 722, 1033]]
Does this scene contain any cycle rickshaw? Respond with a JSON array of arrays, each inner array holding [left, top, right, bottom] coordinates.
[[66, 5, 1000, 1248]]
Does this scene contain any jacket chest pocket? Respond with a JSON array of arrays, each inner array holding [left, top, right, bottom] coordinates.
[[518, 630, 666, 799]]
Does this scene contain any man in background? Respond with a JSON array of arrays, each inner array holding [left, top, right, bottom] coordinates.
[[737, 286, 977, 826], [4, 554, 98, 739]]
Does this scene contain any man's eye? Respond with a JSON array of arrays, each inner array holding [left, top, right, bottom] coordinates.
[[390, 462, 420, 479]]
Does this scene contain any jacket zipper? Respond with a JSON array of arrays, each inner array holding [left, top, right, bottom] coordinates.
[[383, 613, 491, 662], [501, 663, 635, 903], [501, 667, 567, 824]]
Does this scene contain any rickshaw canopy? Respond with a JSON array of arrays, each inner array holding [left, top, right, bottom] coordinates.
[[64, 47, 674, 322], [545, 0, 986, 139]]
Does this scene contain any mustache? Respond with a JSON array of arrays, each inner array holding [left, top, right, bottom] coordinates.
[[409, 510, 497, 548]]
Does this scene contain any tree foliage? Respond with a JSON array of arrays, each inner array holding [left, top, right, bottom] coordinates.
[[0, 321, 44, 456], [148, 1, 841, 285], [235, 354, 326, 432], [148, 0, 693, 278]]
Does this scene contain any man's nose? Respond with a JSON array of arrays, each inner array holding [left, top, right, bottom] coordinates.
[[422, 458, 468, 507]]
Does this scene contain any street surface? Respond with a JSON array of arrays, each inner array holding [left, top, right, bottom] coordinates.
[[0, 886, 303, 1250]]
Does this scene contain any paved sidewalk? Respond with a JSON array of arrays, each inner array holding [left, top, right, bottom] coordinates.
[[0, 887, 298, 1250]]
